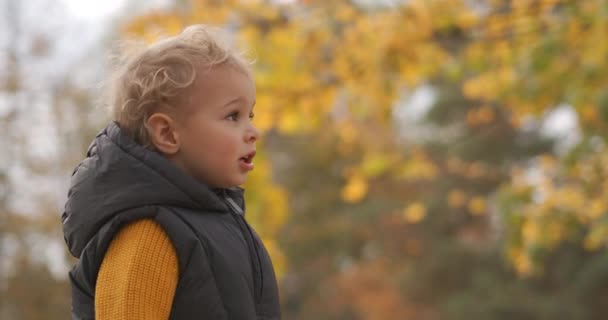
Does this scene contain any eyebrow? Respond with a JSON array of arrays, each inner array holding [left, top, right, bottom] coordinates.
[[223, 97, 256, 108]]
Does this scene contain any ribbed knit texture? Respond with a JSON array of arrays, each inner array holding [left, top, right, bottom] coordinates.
[[95, 219, 178, 320]]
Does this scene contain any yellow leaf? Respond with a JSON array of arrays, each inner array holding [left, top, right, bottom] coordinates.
[[580, 105, 599, 124], [583, 225, 608, 251], [448, 189, 467, 208], [341, 175, 368, 203], [466, 106, 495, 126], [277, 110, 300, 134], [468, 196, 487, 216], [522, 220, 539, 244], [403, 202, 427, 224], [514, 250, 533, 275], [462, 76, 485, 99], [361, 153, 391, 177], [254, 109, 274, 133], [547, 221, 564, 246], [261, 238, 286, 278], [457, 11, 478, 28], [588, 199, 605, 220], [338, 123, 358, 145], [477, 106, 495, 124], [398, 157, 439, 180], [336, 4, 356, 22]]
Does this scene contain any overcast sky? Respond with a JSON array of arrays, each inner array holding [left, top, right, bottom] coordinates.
[[60, 0, 126, 19]]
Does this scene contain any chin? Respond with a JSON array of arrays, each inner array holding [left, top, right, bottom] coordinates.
[[232, 176, 248, 187], [221, 177, 246, 188]]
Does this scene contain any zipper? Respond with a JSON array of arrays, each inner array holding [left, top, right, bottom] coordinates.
[[223, 191, 264, 306]]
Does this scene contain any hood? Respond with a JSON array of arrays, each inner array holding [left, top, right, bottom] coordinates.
[[62, 121, 233, 258]]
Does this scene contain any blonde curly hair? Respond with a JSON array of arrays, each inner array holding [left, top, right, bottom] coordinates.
[[107, 24, 253, 149]]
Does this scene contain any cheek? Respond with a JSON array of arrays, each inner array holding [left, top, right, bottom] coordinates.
[[183, 123, 238, 160], [210, 129, 240, 157], [179, 119, 211, 158]]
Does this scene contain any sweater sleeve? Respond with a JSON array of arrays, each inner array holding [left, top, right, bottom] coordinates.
[[95, 218, 179, 320]]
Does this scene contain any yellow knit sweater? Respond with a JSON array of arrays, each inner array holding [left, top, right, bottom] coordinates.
[[95, 219, 179, 320]]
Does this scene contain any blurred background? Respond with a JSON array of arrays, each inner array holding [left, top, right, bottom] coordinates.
[[1, 0, 608, 319]]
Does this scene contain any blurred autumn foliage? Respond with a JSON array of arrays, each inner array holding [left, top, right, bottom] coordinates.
[[2, 0, 608, 319]]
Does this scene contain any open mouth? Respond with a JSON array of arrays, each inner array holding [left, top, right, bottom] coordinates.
[[240, 151, 256, 164]]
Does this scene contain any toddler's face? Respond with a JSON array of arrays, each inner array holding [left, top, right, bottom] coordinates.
[[174, 63, 259, 188]]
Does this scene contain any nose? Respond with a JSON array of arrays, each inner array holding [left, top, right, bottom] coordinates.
[[245, 123, 259, 143]]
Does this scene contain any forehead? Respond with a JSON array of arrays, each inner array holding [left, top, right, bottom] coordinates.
[[186, 63, 256, 108]]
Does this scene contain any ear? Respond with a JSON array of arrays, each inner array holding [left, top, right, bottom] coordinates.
[[146, 113, 181, 155]]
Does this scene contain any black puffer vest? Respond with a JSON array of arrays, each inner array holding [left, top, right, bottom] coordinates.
[[61, 121, 281, 320]]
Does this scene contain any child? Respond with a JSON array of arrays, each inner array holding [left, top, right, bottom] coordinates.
[[61, 25, 281, 320]]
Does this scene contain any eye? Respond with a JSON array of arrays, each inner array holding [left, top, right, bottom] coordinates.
[[226, 111, 239, 121], [249, 111, 255, 120]]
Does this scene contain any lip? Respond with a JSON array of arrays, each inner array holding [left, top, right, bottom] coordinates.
[[239, 150, 256, 171]]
